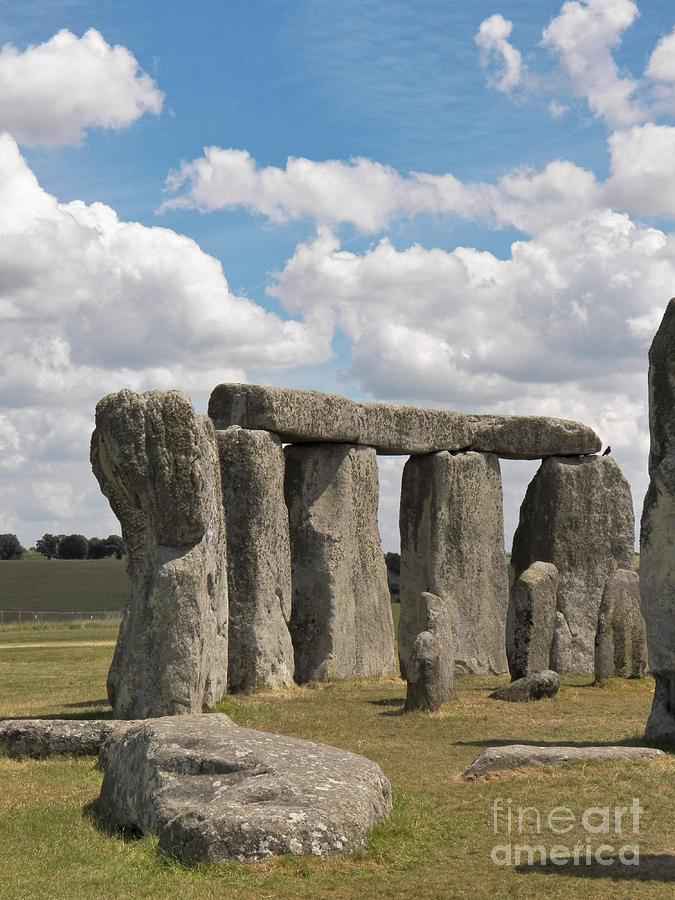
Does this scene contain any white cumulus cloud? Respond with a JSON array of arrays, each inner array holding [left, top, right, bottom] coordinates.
[[0, 133, 330, 543], [541, 0, 644, 127], [475, 13, 524, 93], [0, 29, 163, 146]]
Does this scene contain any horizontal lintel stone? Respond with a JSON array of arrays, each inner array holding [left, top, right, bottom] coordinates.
[[208, 383, 601, 459]]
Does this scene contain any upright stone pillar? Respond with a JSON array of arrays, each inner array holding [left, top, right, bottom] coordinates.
[[91, 390, 228, 718], [641, 298, 675, 744], [595, 569, 647, 680], [398, 451, 509, 677], [217, 426, 294, 692], [284, 443, 396, 682], [511, 455, 634, 675], [507, 561, 559, 680]]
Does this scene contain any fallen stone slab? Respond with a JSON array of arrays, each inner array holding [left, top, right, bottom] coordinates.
[[0, 719, 119, 758], [462, 744, 666, 780], [97, 714, 392, 863], [209, 383, 601, 459], [489, 670, 560, 702]]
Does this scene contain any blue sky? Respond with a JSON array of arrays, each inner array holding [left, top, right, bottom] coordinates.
[[1, 0, 675, 549]]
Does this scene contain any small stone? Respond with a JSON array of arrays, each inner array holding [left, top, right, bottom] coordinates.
[[404, 592, 455, 712], [489, 670, 560, 702], [97, 714, 392, 862]]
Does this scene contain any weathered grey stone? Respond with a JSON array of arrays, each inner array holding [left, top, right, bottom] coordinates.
[[595, 569, 647, 680], [0, 719, 119, 757], [511, 456, 635, 675], [97, 714, 392, 862], [404, 592, 455, 712], [641, 298, 675, 744], [506, 562, 558, 680], [217, 427, 294, 692], [398, 451, 509, 677], [489, 670, 560, 702], [91, 389, 228, 719], [284, 443, 396, 682], [462, 744, 665, 780], [209, 383, 601, 459]]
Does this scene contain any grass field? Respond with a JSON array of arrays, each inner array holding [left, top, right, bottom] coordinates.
[[0, 557, 127, 612], [0, 624, 673, 900]]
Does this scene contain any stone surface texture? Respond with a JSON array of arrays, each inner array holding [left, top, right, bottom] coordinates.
[[595, 569, 647, 680], [404, 592, 455, 712], [209, 383, 601, 459], [97, 714, 392, 862], [641, 298, 675, 744], [462, 744, 665, 780], [217, 426, 294, 692], [398, 451, 509, 677], [511, 455, 635, 675], [489, 670, 560, 702], [0, 719, 119, 757], [91, 389, 228, 719], [284, 443, 396, 682], [507, 561, 558, 680]]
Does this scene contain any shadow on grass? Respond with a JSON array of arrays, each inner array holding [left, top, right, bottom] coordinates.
[[516, 854, 675, 882], [369, 698, 404, 708], [83, 799, 142, 843]]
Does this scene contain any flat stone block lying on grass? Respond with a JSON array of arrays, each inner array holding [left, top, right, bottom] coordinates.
[[489, 670, 560, 702], [97, 714, 392, 863], [0, 719, 119, 757], [462, 744, 666, 780], [209, 383, 601, 459]]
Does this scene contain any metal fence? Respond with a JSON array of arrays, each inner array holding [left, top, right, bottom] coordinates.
[[0, 610, 122, 625]]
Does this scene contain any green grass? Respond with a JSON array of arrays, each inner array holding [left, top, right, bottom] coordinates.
[[0, 626, 672, 899], [0, 557, 127, 612]]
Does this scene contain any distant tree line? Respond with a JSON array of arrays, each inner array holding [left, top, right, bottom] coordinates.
[[0, 532, 125, 561]]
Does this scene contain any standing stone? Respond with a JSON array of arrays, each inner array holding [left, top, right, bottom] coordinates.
[[595, 569, 647, 680], [217, 426, 294, 692], [284, 443, 396, 682], [91, 390, 228, 718], [398, 451, 509, 677], [507, 561, 558, 680], [641, 298, 675, 743], [405, 592, 455, 712], [511, 456, 634, 675]]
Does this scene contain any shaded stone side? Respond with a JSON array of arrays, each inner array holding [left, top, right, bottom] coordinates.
[[595, 569, 647, 680], [641, 298, 675, 743], [217, 427, 294, 692], [398, 451, 509, 677], [97, 715, 392, 862], [506, 561, 558, 680], [209, 383, 601, 459], [404, 592, 455, 712], [511, 455, 634, 675], [91, 389, 228, 718], [284, 443, 396, 682]]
